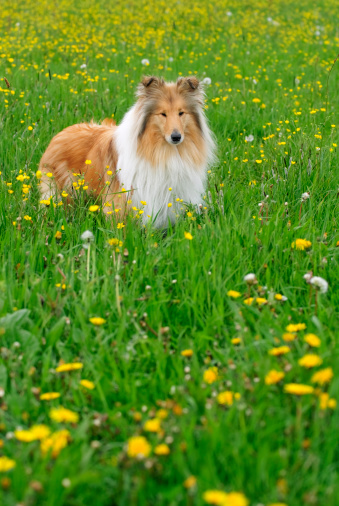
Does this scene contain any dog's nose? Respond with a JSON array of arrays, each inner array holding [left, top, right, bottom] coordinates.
[[171, 131, 182, 144]]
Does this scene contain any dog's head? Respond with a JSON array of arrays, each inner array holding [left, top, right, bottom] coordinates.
[[136, 76, 205, 146]]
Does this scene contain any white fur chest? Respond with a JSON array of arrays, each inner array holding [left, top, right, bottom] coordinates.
[[115, 108, 207, 228]]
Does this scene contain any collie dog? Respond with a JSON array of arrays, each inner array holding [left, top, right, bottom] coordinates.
[[39, 76, 216, 228]]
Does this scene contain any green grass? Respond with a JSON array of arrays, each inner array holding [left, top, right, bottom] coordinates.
[[0, 0, 338, 504]]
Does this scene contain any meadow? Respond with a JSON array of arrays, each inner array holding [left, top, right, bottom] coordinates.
[[0, 0, 339, 504]]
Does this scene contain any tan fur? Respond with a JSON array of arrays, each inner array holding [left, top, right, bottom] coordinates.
[[38, 76, 210, 222], [39, 120, 124, 216]]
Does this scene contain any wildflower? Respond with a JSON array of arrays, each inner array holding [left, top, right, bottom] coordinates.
[[55, 231, 62, 239], [143, 418, 161, 433], [310, 276, 328, 294], [245, 134, 254, 142], [301, 192, 310, 201], [217, 390, 234, 406], [36, 170, 42, 179], [154, 444, 170, 455], [0, 456, 16, 472], [89, 317, 106, 326], [23, 215, 32, 221], [303, 272, 313, 283], [81, 230, 94, 249], [202, 77, 212, 85], [89, 205, 100, 212], [40, 430, 70, 458], [203, 490, 229, 504], [80, 379, 95, 390], [203, 490, 248, 506], [291, 239, 312, 250], [319, 393, 336, 410], [256, 297, 267, 305], [184, 476, 197, 488], [231, 338, 241, 345], [141, 59, 150, 66], [127, 436, 151, 458], [284, 383, 314, 395], [244, 297, 254, 305], [55, 363, 83, 373], [184, 232, 193, 240], [285, 323, 306, 332], [227, 290, 241, 298], [282, 333, 296, 342], [85, 160, 92, 165], [268, 346, 290, 356], [298, 354, 323, 368], [168, 203, 172, 207], [265, 370, 285, 385], [311, 367, 333, 385], [203, 367, 218, 384], [304, 334, 321, 347], [40, 392, 61, 400], [275, 294, 287, 301], [117, 223, 125, 229], [181, 349, 193, 357], [243, 273, 257, 284], [49, 406, 79, 424]]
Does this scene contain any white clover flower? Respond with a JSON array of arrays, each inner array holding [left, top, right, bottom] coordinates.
[[168, 57, 174, 62], [244, 273, 257, 284], [252, 78, 257, 84], [301, 192, 310, 201], [226, 11, 232, 16], [81, 230, 94, 249], [80, 63, 87, 69], [202, 77, 212, 85], [310, 276, 328, 294], [245, 134, 254, 142], [141, 59, 150, 66]]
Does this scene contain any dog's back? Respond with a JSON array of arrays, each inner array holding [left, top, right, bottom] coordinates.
[[39, 120, 118, 201]]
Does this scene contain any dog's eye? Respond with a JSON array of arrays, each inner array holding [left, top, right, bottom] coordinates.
[[161, 113, 167, 117], [179, 111, 184, 116]]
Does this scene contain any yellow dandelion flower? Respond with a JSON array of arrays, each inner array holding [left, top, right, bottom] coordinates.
[[55, 363, 83, 373], [89, 317, 106, 326], [304, 334, 321, 347], [268, 346, 290, 356], [217, 390, 234, 406], [311, 367, 333, 385], [203, 367, 218, 384], [285, 323, 306, 332], [168, 203, 172, 208], [227, 290, 241, 298], [85, 160, 92, 165], [291, 239, 312, 250], [231, 337, 241, 345], [117, 223, 125, 229], [282, 333, 297, 342], [40, 392, 61, 400], [181, 349, 193, 357], [184, 475, 197, 488], [40, 429, 70, 458], [89, 205, 100, 212], [298, 354, 323, 368], [143, 418, 161, 433], [127, 436, 151, 458], [184, 232, 193, 240], [80, 379, 95, 390], [284, 383, 314, 395], [55, 231, 62, 239], [0, 456, 16, 472], [244, 297, 254, 305], [256, 297, 267, 305], [36, 170, 42, 179], [49, 406, 79, 424], [319, 393, 337, 410], [154, 444, 170, 455], [265, 370, 285, 385], [156, 409, 168, 419]]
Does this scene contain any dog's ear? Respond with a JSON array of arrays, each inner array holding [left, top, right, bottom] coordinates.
[[177, 76, 200, 92], [137, 76, 164, 97]]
